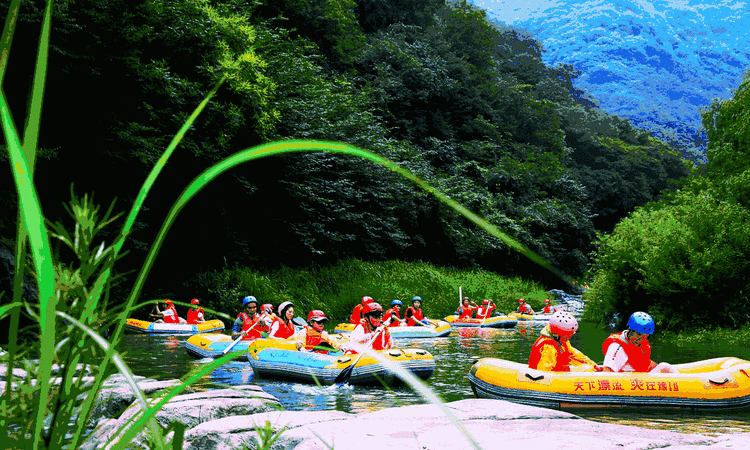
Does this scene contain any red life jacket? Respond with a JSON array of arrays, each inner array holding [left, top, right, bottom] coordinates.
[[350, 304, 364, 324], [405, 307, 424, 326], [163, 305, 179, 324], [518, 304, 532, 314], [476, 305, 495, 319], [528, 335, 571, 372], [359, 320, 392, 351], [458, 305, 475, 319], [302, 326, 332, 353], [237, 312, 262, 340], [273, 318, 296, 339], [602, 333, 656, 372], [187, 308, 204, 324], [384, 308, 401, 327], [543, 305, 553, 314]]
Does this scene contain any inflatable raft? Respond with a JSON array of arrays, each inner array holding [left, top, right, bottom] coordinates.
[[469, 357, 750, 410], [125, 318, 224, 335], [333, 320, 452, 338], [246, 338, 436, 386], [444, 314, 517, 328], [508, 312, 551, 322], [184, 333, 256, 358]]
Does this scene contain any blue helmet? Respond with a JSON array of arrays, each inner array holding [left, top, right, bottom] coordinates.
[[412, 296, 422, 303], [391, 299, 403, 307], [627, 311, 655, 334], [242, 296, 258, 307]]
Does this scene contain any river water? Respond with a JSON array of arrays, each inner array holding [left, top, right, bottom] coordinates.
[[120, 320, 750, 438]]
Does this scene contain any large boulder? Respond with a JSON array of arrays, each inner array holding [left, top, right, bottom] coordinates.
[[81, 386, 281, 450], [185, 398, 735, 450]]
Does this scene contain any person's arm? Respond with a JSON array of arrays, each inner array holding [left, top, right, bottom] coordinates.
[[568, 344, 596, 367], [268, 320, 281, 338], [536, 345, 561, 372], [231, 317, 245, 339], [602, 343, 628, 372], [295, 328, 308, 351]]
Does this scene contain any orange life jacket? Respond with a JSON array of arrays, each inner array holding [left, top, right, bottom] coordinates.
[[350, 304, 364, 324], [356, 320, 392, 351], [187, 308, 204, 324], [384, 308, 401, 327], [602, 333, 656, 372], [528, 335, 571, 372], [458, 305, 476, 319], [301, 326, 335, 353], [405, 307, 424, 326], [237, 312, 263, 340], [273, 318, 296, 339], [543, 305, 553, 314], [163, 305, 179, 324]]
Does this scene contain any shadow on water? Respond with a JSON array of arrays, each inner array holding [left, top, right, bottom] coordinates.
[[120, 320, 750, 437]]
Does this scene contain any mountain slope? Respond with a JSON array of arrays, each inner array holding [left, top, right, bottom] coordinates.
[[472, 0, 750, 163]]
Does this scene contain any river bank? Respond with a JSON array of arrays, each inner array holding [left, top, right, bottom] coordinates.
[[74, 373, 749, 449]]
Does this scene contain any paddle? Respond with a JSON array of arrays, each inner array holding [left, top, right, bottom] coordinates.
[[335, 328, 383, 384], [480, 300, 494, 327], [223, 313, 266, 355]]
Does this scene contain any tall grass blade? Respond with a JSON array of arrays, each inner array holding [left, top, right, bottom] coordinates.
[[74, 77, 227, 442], [1, 87, 57, 449], [0, 0, 22, 84]]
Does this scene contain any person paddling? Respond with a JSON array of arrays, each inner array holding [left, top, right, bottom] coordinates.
[[296, 310, 341, 353], [347, 302, 393, 354], [350, 296, 374, 324], [269, 301, 297, 339], [152, 299, 180, 324], [528, 311, 602, 372], [541, 299, 555, 314], [517, 298, 534, 315], [384, 299, 406, 327], [476, 299, 496, 320], [457, 297, 478, 319], [231, 296, 266, 341], [186, 298, 206, 324], [600, 311, 677, 373], [404, 296, 429, 326]]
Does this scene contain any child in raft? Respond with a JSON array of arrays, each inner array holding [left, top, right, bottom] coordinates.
[[347, 302, 393, 353], [296, 310, 341, 353], [600, 311, 677, 373], [528, 311, 605, 372]]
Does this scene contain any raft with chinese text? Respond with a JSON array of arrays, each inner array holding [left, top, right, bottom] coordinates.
[[469, 357, 750, 410]]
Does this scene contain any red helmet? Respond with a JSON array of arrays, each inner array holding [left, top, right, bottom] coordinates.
[[549, 311, 578, 336], [462, 297, 470, 302], [544, 299, 551, 304], [362, 296, 374, 305], [261, 303, 274, 314], [191, 298, 199, 305], [518, 298, 525, 303], [364, 302, 383, 315], [482, 299, 490, 305], [307, 309, 328, 323], [165, 299, 173, 305]]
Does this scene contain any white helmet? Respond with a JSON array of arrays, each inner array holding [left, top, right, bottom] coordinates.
[[549, 311, 578, 336]]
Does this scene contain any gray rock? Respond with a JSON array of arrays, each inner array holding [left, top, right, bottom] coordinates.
[[81, 387, 281, 450], [88, 378, 187, 427]]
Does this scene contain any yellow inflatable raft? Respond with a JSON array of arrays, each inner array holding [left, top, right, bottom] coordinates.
[[246, 338, 436, 386], [444, 314, 517, 328], [469, 357, 750, 410], [125, 318, 224, 335], [334, 320, 452, 338]]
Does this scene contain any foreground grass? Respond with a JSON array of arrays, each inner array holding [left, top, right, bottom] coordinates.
[[185, 259, 552, 324]]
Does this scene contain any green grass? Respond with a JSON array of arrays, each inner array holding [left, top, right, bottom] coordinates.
[[0, 3, 562, 449], [189, 259, 549, 324]]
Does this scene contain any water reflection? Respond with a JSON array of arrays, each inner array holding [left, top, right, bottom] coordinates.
[[120, 324, 750, 437]]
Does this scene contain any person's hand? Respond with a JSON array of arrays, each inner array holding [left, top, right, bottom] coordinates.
[[321, 331, 329, 340], [594, 365, 613, 372]]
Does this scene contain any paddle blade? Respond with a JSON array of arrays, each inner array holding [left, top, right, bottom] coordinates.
[[334, 362, 355, 384]]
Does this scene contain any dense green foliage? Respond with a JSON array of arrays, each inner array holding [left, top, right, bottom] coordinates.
[[1, 0, 689, 301], [587, 70, 750, 331], [176, 258, 549, 324]]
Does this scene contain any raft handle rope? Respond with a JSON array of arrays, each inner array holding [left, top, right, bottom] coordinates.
[[525, 373, 545, 382], [709, 377, 730, 386]]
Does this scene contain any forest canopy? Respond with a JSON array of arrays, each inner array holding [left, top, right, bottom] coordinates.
[[1, 0, 690, 300]]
